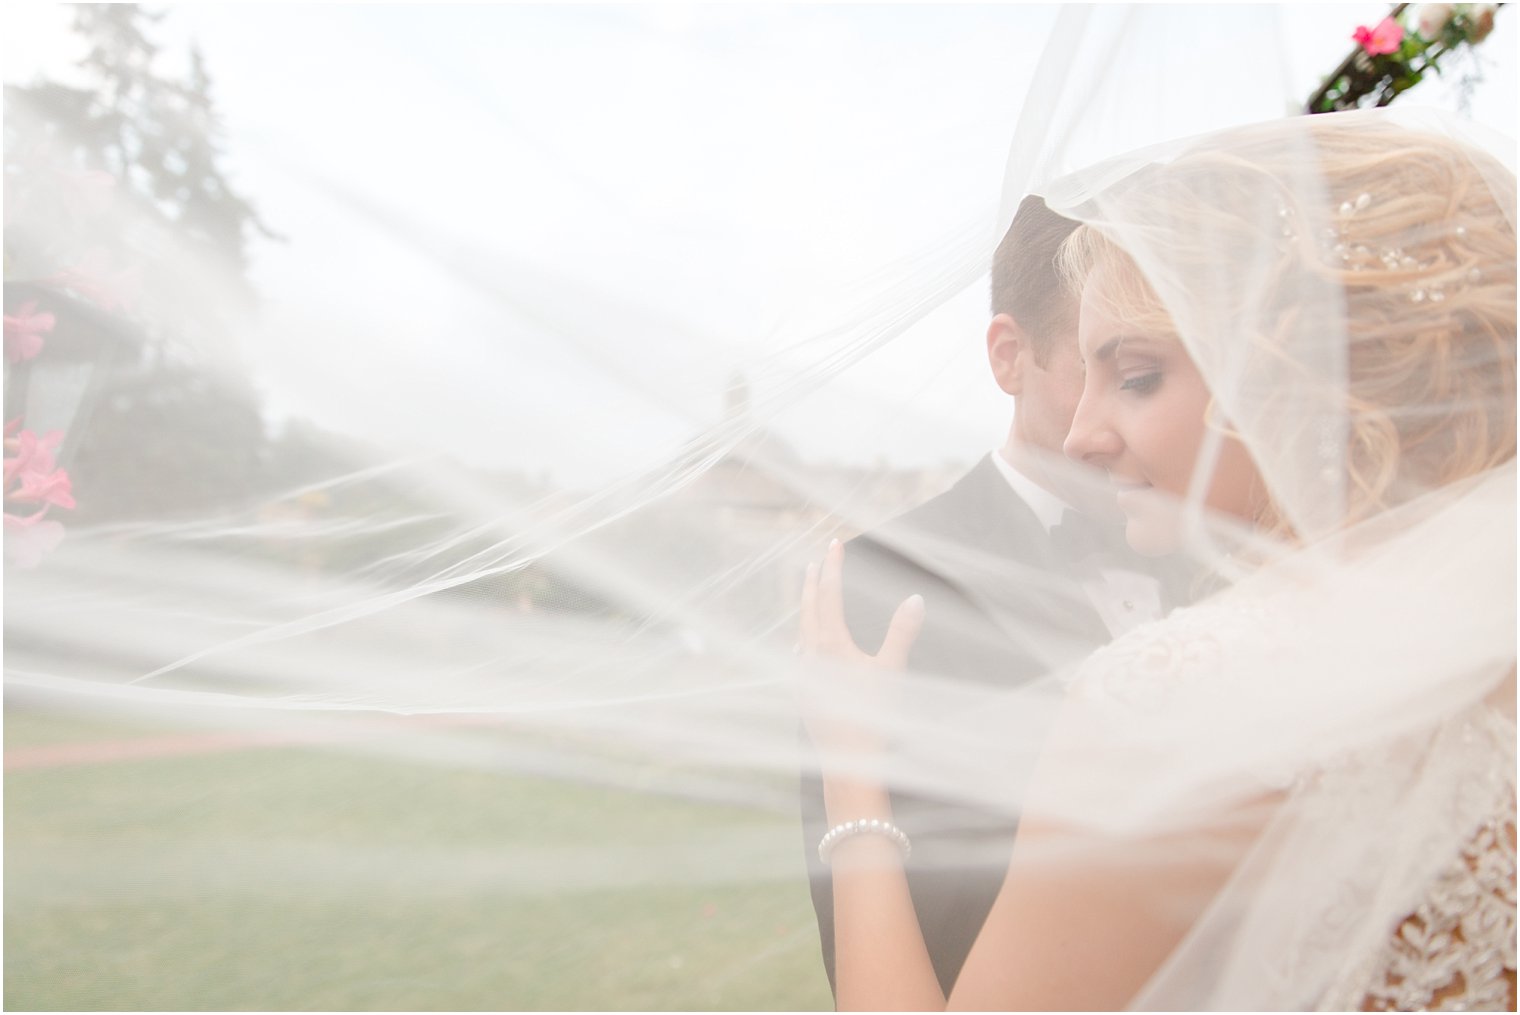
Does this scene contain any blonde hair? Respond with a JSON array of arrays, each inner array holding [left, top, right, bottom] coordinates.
[[1057, 118, 1517, 538]]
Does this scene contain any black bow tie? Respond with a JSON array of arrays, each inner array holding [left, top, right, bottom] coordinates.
[[1049, 509, 1126, 563]]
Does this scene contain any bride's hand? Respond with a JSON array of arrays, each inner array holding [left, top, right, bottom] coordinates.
[[799, 538, 926, 759]]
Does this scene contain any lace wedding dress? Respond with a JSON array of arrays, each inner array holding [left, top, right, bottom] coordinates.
[[1316, 706, 1517, 1012], [1068, 593, 1517, 1011]]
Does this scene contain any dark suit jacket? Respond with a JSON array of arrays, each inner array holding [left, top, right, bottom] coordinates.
[[800, 454, 1120, 999]]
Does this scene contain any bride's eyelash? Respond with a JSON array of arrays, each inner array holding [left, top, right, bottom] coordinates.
[[1120, 371, 1162, 394]]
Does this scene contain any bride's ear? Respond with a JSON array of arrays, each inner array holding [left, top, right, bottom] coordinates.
[[987, 313, 1027, 396]]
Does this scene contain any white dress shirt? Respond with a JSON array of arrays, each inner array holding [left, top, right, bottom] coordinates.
[[990, 450, 1163, 638]]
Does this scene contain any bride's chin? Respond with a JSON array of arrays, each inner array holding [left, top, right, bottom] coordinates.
[[1119, 504, 1185, 557], [1124, 520, 1181, 557]]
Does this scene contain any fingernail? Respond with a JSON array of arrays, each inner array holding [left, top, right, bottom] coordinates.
[[905, 594, 924, 611], [828, 538, 839, 550]]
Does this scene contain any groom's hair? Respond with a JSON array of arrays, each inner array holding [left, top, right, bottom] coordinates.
[[990, 195, 1082, 365]]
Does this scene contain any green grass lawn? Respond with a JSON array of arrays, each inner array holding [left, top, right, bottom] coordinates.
[[6, 707, 834, 1011]]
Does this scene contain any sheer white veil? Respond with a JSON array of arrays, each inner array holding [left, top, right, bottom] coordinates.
[[1004, 54, 1516, 1002], [5, 5, 1515, 1010]]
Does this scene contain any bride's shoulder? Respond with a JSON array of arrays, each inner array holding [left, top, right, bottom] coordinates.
[[1063, 596, 1282, 707]]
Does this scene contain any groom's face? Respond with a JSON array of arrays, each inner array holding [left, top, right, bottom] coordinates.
[[1017, 327, 1087, 459]]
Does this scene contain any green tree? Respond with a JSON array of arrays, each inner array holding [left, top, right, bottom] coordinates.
[[4, 4, 273, 522], [5, 3, 274, 356]]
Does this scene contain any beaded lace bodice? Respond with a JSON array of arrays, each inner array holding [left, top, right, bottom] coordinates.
[[1070, 601, 1517, 1012], [1317, 707, 1517, 1012]]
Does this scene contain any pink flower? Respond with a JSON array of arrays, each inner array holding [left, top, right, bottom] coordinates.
[[13, 463, 75, 510], [1353, 17, 1405, 55], [3, 301, 56, 363], [3, 422, 73, 566], [4, 427, 59, 483], [4, 429, 74, 510], [4, 510, 66, 568]]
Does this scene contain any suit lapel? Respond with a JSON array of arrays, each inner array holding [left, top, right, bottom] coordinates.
[[912, 456, 1112, 665]]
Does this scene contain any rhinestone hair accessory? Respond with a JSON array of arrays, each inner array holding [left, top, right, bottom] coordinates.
[[1321, 189, 1475, 303]]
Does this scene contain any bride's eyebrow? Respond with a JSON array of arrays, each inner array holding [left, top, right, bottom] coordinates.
[[1095, 335, 1163, 362]]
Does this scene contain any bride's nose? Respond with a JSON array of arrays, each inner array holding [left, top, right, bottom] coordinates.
[[1063, 392, 1122, 462]]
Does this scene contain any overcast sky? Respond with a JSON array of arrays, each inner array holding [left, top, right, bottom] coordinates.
[[5, 4, 1516, 486]]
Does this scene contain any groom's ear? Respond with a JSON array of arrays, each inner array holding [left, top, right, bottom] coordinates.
[[987, 313, 1028, 397]]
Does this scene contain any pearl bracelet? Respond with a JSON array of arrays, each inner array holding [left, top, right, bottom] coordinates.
[[817, 818, 912, 864]]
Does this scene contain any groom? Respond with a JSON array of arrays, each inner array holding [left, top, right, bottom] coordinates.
[[800, 195, 1179, 999]]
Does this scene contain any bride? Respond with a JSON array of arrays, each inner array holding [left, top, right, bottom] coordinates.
[[800, 111, 1516, 1011]]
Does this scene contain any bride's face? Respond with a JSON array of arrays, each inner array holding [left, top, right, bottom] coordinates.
[[1063, 271, 1265, 555]]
